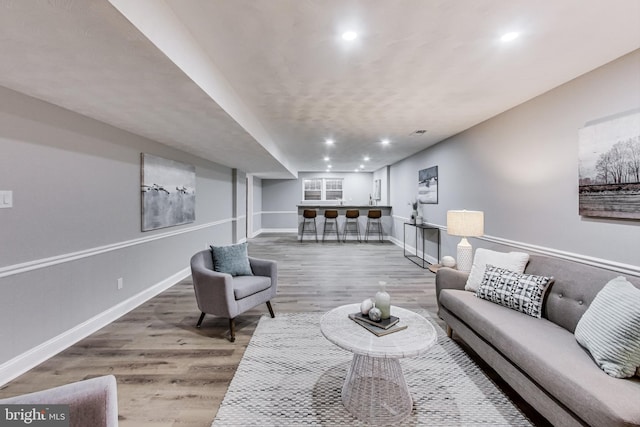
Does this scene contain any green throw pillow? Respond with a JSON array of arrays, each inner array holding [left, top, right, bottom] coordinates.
[[210, 242, 253, 276], [574, 276, 640, 378]]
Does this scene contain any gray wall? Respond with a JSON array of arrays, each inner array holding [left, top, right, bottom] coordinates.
[[259, 172, 375, 231], [389, 49, 640, 271], [232, 169, 247, 243], [298, 172, 374, 206], [252, 176, 262, 235], [373, 166, 390, 205], [0, 86, 244, 370], [261, 178, 298, 230]]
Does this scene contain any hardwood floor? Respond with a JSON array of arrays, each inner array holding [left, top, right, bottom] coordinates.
[[0, 233, 549, 426]]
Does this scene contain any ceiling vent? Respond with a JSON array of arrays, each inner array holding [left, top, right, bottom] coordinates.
[[412, 130, 427, 135]]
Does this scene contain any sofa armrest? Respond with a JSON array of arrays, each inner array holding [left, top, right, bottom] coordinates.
[[0, 375, 118, 427], [436, 267, 469, 299]]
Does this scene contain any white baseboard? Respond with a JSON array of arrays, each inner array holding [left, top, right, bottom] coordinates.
[[0, 267, 190, 386], [252, 228, 298, 237], [389, 236, 438, 265]]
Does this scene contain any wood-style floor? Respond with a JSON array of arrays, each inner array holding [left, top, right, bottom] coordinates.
[[0, 233, 550, 426]]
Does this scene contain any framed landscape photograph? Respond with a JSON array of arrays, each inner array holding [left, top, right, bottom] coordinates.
[[578, 110, 640, 219], [141, 153, 196, 231], [417, 166, 438, 204]]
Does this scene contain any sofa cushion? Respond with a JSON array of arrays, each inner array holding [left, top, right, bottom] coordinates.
[[465, 249, 529, 292], [523, 255, 640, 334], [476, 265, 553, 318], [210, 243, 253, 276], [440, 289, 640, 427], [233, 275, 271, 300], [575, 276, 640, 378]]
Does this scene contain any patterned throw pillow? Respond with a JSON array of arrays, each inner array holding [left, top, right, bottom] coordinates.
[[210, 242, 253, 276], [475, 265, 553, 318], [574, 276, 640, 378]]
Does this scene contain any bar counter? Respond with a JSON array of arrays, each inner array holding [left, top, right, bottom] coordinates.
[[296, 204, 392, 241]]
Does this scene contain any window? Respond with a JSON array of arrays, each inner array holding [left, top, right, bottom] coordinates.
[[324, 178, 343, 200], [303, 178, 322, 200], [303, 178, 344, 201]]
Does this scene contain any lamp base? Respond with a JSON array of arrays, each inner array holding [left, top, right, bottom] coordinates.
[[456, 238, 473, 273]]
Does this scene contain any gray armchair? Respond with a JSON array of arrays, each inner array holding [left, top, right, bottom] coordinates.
[[190, 249, 277, 342], [0, 375, 118, 427]]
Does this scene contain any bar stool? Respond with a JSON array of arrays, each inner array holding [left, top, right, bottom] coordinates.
[[365, 209, 383, 242], [342, 209, 361, 242], [300, 209, 318, 242], [322, 209, 340, 242]]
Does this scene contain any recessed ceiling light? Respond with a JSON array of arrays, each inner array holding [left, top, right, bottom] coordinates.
[[354, 168, 359, 172], [364, 156, 370, 161], [324, 156, 330, 161], [342, 31, 357, 41], [381, 139, 390, 145], [326, 169, 330, 173], [326, 139, 334, 145], [359, 164, 365, 169], [327, 165, 332, 169], [500, 32, 520, 42]]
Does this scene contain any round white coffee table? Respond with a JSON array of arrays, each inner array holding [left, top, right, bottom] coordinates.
[[320, 303, 437, 425]]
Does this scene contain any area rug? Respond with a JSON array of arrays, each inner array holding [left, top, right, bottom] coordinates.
[[212, 311, 532, 426]]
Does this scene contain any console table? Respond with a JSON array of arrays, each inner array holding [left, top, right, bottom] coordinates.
[[403, 223, 441, 269]]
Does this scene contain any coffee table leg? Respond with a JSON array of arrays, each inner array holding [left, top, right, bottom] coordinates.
[[341, 354, 412, 425]]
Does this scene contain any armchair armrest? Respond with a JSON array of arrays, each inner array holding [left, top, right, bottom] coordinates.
[[0, 375, 118, 427], [191, 265, 236, 318], [249, 257, 276, 279], [249, 257, 278, 296]]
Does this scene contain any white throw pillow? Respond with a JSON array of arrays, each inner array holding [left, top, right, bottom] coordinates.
[[465, 249, 530, 292], [574, 276, 640, 378]]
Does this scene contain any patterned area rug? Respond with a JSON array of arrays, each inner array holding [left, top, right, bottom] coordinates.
[[212, 312, 532, 426]]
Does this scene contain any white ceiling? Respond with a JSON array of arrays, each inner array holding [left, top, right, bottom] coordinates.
[[1, 1, 639, 178]]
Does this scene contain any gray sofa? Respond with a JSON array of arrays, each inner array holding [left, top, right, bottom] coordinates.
[[436, 254, 640, 427], [0, 375, 118, 427]]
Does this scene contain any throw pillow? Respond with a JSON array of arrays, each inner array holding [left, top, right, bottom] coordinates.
[[475, 265, 554, 318], [574, 276, 640, 378], [465, 249, 530, 292], [210, 242, 253, 276]]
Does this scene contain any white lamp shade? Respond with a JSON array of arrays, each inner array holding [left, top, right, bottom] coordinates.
[[447, 210, 484, 237]]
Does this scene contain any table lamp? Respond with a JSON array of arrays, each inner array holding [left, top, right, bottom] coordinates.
[[446, 210, 484, 272]]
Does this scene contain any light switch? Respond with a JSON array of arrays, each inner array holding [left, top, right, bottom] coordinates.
[[0, 191, 13, 208]]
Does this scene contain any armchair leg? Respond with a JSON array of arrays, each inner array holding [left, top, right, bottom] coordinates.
[[266, 301, 275, 318], [446, 325, 453, 338], [196, 312, 206, 328], [229, 318, 236, 342]]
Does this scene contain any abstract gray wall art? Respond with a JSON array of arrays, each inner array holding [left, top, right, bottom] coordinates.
[[141, 153, 196, 231], [579, 110, 640, 219]]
